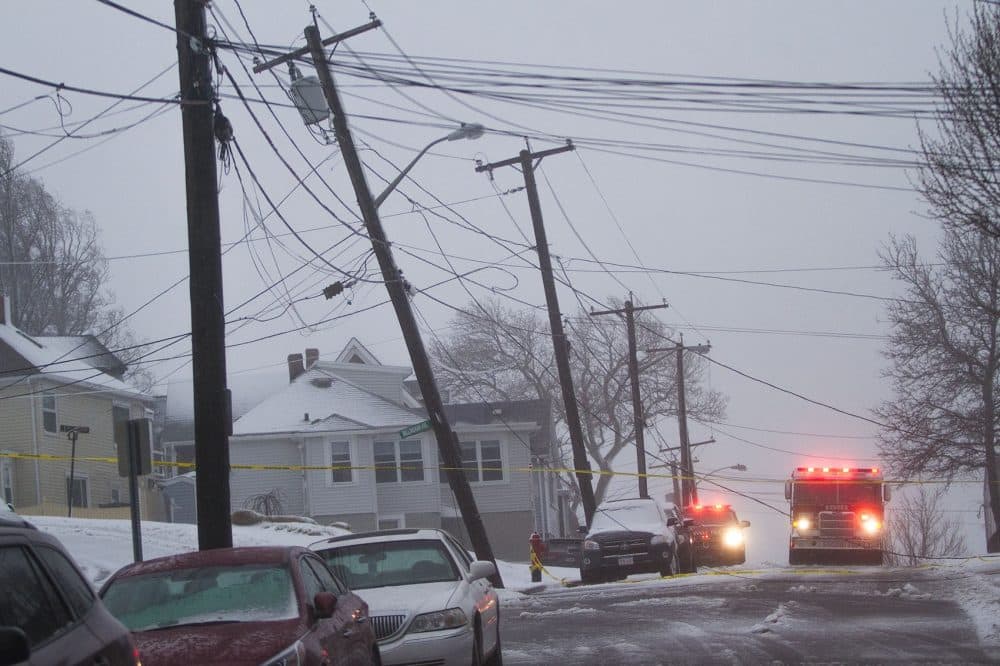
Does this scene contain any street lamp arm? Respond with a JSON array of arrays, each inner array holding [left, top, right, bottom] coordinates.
[[373, 123, 485, 209], [373, 135, 448, 208]]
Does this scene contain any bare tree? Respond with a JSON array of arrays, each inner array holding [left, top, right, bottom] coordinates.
[[885, 485, 967, 566], [918, 4, 1000, 239], [430, 298, 726, 514], [876, 230, 1000, 550], [0, 132, 151, 388]]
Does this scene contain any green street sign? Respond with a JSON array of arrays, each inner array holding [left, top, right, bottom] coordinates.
[[399, 419, 432, 439]]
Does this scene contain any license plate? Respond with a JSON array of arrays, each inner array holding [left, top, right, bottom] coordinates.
[[618, 556, 634, 566]]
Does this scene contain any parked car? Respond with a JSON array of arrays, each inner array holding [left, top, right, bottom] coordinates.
[[0, 509, 138, 666], [661, 501, 699, 573], [580, 497, 681, 584], [310, 528, 501, 666], [99, 546, 378, 666], [685, 503, 751, 566]]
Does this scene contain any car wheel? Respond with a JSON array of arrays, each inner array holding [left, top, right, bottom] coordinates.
[[789, 549, 803, 565], [580, 569, 599, 584]]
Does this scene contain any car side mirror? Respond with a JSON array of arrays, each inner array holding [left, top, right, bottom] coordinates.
[[666, 517, 679, 527], [469, 560, 496, 582], [884, 485, 892, 502], [740, 520, 751, 529], [0, 627, 29, 666], [313, 591, 337, 619], [577, 525, 589, 535]]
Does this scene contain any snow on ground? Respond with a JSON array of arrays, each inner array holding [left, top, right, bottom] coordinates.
[[28, 516, 576, 594]]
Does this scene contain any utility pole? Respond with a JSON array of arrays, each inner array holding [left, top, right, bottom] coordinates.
[[648, 339, 711, 507], [590, 298, 668, 500], [252, 23, 501, 584], [475, 145, 598, 526], [175, 0, 232, 550]]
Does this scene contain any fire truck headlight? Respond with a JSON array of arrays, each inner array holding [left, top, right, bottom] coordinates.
[[793, 516, 811, 531], [860, 517, 881, 535], [722, 527, 744, 548]]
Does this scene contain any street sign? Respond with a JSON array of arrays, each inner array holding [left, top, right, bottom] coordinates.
[[399, 419, 432, 439]]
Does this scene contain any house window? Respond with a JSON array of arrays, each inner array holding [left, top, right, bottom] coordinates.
[[330, 441, 352, 483], [459, 440, 504, 483], [42, 391, 57, 434], [66, 476, 88, 508], [374, 440, 424, 483], [110, 488, 121, 504], [377, 516, 403, 530]]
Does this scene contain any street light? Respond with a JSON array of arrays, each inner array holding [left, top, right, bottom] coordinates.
[[697, 463, 747, 495], [373, 123, 485, 208], [60, 425, 90, 518]]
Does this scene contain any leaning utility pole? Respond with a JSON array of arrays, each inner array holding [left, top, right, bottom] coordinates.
[[476, 145, 597, 526], [590, 298, 668, 500], [174, 0, 232, 550], [251, 23, 500, 582], [648, 339, 711, 507]]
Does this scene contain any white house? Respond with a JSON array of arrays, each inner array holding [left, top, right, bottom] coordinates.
[[226, 339, 559, 560]]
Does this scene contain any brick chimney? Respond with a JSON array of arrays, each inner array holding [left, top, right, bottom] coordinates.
[[288, 353, 305, 382], [305, 348, 319, 370]]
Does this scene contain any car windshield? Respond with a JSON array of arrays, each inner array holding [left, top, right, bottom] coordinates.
[[102, 563, 298, 631], [589, 501, 663, 534], [317, 539, 459, 590]]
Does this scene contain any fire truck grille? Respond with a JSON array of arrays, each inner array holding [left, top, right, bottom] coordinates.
[[819, 511, 855, 537], [371, 614, 406, 641]]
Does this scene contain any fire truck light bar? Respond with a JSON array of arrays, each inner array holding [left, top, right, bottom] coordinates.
[[795, 467, 880, 475]]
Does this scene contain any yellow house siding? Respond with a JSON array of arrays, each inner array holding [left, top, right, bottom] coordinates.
[[0, 381, 43, 507], [1, 377, 152, 514]]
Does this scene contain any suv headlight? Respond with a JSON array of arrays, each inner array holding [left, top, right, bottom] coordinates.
[[261, 640, 305, 666], [650, 534, 669, 545], [722, 527, 744, 548], [583, 539, 601, 551], [409, 607, 468, 633]]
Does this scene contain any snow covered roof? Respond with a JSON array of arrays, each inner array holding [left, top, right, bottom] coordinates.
[[0, 323, 145, 399], [233, 366, 421, 436]]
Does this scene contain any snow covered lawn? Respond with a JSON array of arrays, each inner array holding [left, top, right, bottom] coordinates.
[[28, 516, 578, 594]]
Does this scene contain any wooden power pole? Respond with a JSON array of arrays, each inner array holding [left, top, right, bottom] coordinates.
[[648, 339, 711, 507], [253, 23, 501, 585], [475, 145, 598, 526], [590, 298, 668, 500], [174, 0, 232, 550]]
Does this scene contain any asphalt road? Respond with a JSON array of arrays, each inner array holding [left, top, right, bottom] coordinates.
[[500, 566, 997, 664]]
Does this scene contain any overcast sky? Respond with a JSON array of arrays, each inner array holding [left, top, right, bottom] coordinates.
[[2, 1, 987, 558]]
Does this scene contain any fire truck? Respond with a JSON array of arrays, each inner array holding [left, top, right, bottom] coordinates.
[[785, 466, 891, 565]]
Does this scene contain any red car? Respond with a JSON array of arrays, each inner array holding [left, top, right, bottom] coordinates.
[[100, 546, 378, 666]]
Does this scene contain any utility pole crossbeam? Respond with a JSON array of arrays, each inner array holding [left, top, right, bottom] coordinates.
[[475, 144, 598, 526], [295, 25, 500, 585], [590, 299, 668, 500], [175, 0, 233, 550], [648, 341, 711, 507]]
